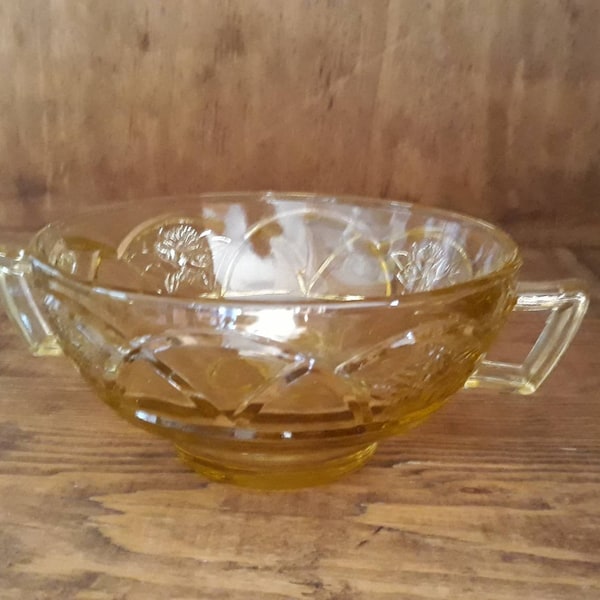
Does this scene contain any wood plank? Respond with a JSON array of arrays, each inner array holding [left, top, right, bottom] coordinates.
[[0, 0, 599, 243]]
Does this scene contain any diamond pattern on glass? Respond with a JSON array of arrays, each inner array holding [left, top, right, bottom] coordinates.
[[36, 201, 512, 446]]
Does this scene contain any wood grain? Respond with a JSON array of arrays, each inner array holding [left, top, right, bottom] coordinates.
[[0, 245, 599, 599], [1, 0, 599, 244]]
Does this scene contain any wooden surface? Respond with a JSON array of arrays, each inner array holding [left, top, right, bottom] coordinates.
[[0, 232, 599, 599], [1, 0, 600, 245]]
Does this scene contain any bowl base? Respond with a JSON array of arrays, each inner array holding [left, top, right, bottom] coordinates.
[[175, 442, 378, 490]]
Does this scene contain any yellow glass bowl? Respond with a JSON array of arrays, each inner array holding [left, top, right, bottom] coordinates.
[[0, 193, 589, 488]]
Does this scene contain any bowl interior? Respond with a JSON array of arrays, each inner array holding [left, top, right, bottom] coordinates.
[[32, 192, 519, 301]]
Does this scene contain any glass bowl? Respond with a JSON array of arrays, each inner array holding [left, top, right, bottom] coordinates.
[[0, 192, 589, 488]]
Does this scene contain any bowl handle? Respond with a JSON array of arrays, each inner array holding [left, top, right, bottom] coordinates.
[[465, 280, 589, 394], [0, 246, 62, 357]]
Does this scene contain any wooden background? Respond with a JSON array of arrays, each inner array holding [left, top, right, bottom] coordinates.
[[1, 0, 599, 245]]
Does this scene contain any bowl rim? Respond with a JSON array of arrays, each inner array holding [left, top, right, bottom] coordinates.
[[29, 191, 523, 310]]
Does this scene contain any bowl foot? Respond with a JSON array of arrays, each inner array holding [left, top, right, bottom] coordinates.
[[175, 442, 378, 490]]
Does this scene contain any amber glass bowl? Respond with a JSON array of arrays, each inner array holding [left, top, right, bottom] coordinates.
[[0, 193, 589, 488]]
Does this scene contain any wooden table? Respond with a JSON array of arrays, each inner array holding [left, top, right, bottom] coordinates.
[[1, 239, 599, 600]]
